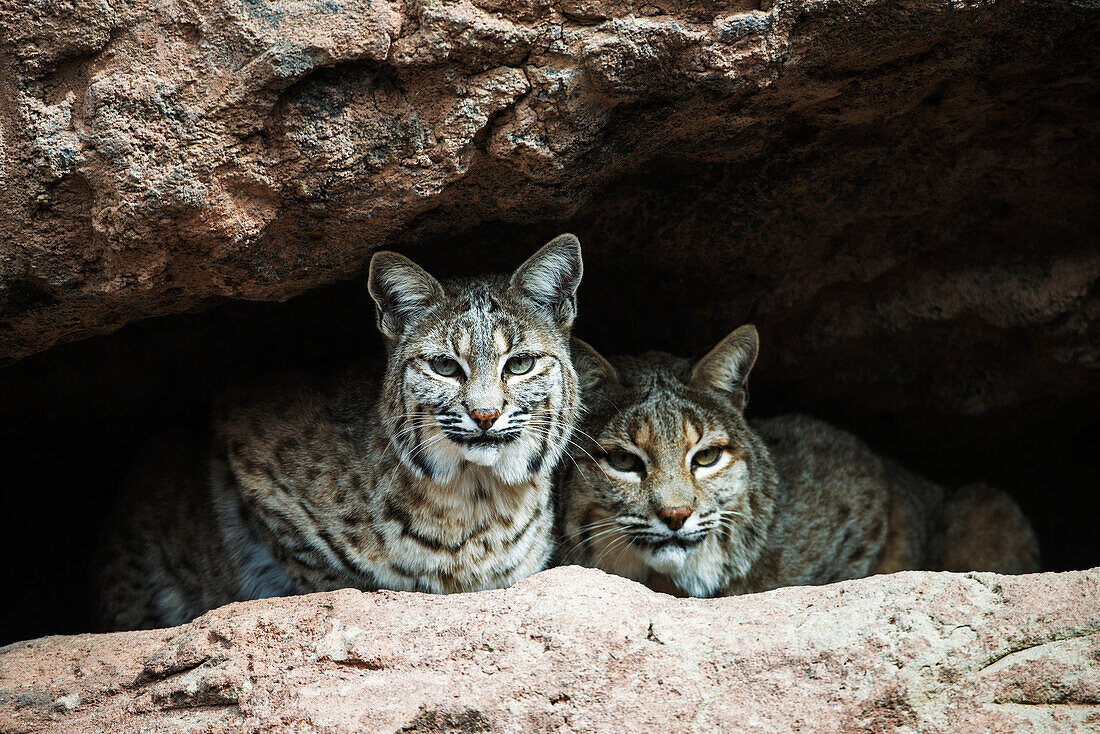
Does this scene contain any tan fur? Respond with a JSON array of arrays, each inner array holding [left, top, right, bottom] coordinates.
[[558, 327, 1041, 598], [939, 483, 1041, 574], [872, 494, 917, 575]]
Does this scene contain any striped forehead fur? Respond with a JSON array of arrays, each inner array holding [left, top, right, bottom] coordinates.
[[603, 356, 719, 442], [413, 280, 545, 345]]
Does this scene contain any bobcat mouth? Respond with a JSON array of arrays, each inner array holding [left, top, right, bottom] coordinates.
[[632, 534, 707, 551], [447, 431, 521, 446]]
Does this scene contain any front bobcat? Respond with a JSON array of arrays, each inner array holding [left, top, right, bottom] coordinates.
[[558, 325, 1040, 597], [99, 235, 585, 630]]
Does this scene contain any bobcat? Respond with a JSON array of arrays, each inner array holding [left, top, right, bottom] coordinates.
[[99, 235, 584, 630], [558, 325, 1040, 597]]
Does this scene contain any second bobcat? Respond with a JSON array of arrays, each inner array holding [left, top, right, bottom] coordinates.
[[559, 325, 1040, 597]]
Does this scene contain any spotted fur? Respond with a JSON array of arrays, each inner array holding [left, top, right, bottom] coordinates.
[[99, 235, 583, 630], [558, 326, 1040, 597]]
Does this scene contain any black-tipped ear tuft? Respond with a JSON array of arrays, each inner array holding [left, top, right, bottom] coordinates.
[[367, 251, 443, 342], [571, 338, 618, 391], [689, 325, 759, 410], [510, 234, 583, 329]]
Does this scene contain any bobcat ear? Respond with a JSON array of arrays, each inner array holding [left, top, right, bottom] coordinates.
[[510, 233, 583, 330], [571, 338, 618, 390], [368, 251, 444, 342], [689, 325, 759, 410]]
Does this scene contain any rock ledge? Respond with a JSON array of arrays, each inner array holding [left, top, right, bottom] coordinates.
[[2, 566, 1099, 732]]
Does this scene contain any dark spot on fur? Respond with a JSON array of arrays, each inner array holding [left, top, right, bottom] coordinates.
[[410, 449, 435, 479], [869, 518, 884, 540], [748, 491, 761, 517], [274, 441, 295, 472], [261, 465, 280, 487], [937, 667, 961, 685], [501, 504, 541, 549], [389, 561, 417, 578]]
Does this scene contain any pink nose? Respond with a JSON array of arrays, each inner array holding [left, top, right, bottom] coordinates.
[[469, 409, 501, 430], [657, 506, 692, 531]]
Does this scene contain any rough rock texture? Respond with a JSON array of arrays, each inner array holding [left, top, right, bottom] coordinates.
[[2, 0, 1099, 416], [2, 567, 1099, 733]]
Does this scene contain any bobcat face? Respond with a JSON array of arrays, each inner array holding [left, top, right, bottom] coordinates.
[[561, 327, 776, 597], [369, 236, 583, 486], [393, 286, 575, 483], [589, 402, 753, 577]]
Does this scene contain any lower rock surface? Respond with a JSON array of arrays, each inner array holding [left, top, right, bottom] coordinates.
[[2, 566, 1098, 733]]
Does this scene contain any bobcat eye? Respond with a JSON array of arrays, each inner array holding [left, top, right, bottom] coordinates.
[[607, 450, 644, 473], [429, 357, 462, 378], [692, 446, 723, 468], [504, 355, 535, 376]]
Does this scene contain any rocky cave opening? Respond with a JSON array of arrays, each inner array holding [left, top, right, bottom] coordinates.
[[2, 155, 1099, 645], [2, 0, 1098, 651]]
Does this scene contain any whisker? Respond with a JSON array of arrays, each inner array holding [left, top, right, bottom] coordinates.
[[610, 534, 638, 570], [575, 524, 631, 546], [574, 517, 619, 533], [391, 419, 443, 440], [519, 413, 616, 481], [591, 532, 629, 569], [521, 420, 613, 481], [407, 431, 449, 462]]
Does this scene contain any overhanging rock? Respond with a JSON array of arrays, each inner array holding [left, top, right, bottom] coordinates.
[[2, 0, 1099, 421]]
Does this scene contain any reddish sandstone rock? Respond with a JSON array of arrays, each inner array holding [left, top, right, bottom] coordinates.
[[2, 566, 1098, 732]]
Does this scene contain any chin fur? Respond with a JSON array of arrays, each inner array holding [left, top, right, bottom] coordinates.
[[645, 545, 690, 574], [411, 428, 552, 486], [671, 570, 724, 598], [461, 444, 502, 466], [642, 539, 728, 598]]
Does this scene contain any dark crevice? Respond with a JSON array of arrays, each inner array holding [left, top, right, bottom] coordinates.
[[0, 226, 1096, 646]]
